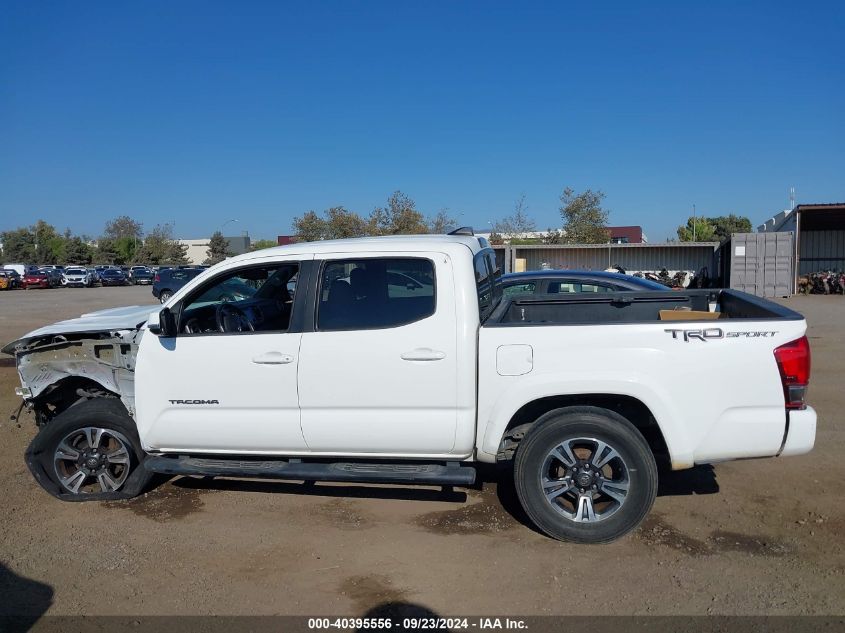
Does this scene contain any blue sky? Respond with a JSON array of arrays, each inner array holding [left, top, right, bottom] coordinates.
[[1, 1, 843, 241]]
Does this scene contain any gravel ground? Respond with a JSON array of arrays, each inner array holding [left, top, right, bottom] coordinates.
[[0, 286, 843, 617]]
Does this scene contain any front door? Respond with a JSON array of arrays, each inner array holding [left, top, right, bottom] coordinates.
[[135, 257, 312, 454], [297, 253, 459, 455]]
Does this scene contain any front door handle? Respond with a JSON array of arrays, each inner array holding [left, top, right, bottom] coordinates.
[[400, 348, 446, 361], [252, 351, 295, 365]]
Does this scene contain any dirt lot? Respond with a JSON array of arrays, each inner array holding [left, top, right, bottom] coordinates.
[[0, 287, 843, 617]]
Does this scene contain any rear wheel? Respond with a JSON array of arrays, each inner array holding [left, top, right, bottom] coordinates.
[[27, 399, 152, 501], [159, 290, 172, 303], [514, 406, 657, 543]]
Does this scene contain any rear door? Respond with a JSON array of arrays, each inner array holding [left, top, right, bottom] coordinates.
[[297, 252, 459, 455]]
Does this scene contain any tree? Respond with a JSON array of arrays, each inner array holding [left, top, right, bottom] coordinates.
[[0, 226, 37, 262], [543, 228, 564, 244], [493, 195, 537, 241], [64, 236, 93, 264], [368, 191, 428, 235], [96, 238, 120, 264], [559, 187, 610, 244], [292, 210, 327, 242], [104, 216, 143, 240], [677, 217, 717, 242], [323, 206, 369, 239], [250, 239, 278, 251], [427, 208, 458, 234], [203, 231, 233, 265], [135, 223, 189, 265], [709, 214, 752, 240]]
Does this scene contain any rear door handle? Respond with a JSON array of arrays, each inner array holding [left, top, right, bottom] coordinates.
[[252, 351, 295, 365], [400, 348, 446, 361]]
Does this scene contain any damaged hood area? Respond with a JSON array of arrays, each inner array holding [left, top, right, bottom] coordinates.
[[2, 304, 155, 355]]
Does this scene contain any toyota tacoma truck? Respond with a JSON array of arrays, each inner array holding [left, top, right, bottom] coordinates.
[[2, 232, 816, 543]]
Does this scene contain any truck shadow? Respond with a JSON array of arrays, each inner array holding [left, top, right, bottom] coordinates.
[[0, 563, 54, 632], [656, 464, 719, 497]]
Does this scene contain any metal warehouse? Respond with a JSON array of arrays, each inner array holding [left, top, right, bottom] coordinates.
[[759, 203, 845, 279], [493, 242, 720, 274]]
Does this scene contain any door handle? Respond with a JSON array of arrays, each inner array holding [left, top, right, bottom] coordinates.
[[400, 348, 446, 361], [252, 351, 295, 365]]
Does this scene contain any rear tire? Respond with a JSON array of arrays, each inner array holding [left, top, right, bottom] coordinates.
[[514, 406, 657, 543], [159, 290, 172, 303], [26, 399, 152, 501]]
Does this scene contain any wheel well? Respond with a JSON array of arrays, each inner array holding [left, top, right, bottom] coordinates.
[[32, 376, 119, 426], [497, 394, 669, 466]]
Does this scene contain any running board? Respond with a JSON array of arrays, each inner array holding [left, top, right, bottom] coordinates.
[[143, 456, 476, 485]]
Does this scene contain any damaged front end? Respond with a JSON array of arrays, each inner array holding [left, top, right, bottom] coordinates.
[[5, 330, 143, 427]]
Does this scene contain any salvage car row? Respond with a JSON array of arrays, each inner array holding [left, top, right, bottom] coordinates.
[[0, 264, 207, 290]]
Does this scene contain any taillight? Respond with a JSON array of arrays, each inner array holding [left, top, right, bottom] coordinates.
[[154, 274, 160, 282], [774, 336, 811, 410]]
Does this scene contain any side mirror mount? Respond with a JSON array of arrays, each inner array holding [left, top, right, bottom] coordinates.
[[148, 307, 176, 337]]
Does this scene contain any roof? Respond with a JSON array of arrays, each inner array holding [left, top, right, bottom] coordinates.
[[760, 203, 845, 232], [227, 234, 487, 263]]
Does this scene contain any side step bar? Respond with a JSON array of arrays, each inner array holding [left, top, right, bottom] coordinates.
[[144, 456, 476, 486]]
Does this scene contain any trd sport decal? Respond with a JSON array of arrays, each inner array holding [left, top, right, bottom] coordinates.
[[168, 399, 220, 405], [664, 328, 778, 342]]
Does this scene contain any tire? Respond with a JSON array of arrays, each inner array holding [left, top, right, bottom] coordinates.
[[513, 406, 657, 544], [159, 290, 172, 304], [25, 399, 152, 502]]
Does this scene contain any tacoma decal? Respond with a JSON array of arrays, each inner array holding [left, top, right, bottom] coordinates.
[[168, 399, 221, 405]]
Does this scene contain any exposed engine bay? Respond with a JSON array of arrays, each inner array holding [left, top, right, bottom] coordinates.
[[9, 329, 142, 426]]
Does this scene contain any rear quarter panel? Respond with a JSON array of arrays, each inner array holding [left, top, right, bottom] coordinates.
[[477, 318, 807, 467]]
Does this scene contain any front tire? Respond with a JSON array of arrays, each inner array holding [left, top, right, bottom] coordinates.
[[26, 399, 152, 501], [514, 406, 657, 543], [159, 290, 172, 303]]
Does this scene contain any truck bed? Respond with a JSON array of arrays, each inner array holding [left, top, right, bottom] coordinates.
[[487, 289, 803, 326]]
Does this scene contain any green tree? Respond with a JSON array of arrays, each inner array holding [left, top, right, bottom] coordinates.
[[0, 226, 37, 262], [250, 239, 278, 251], [677, 217, 717, 242], [559, 187, 610, 244], [368, 191, 428, 235], [135, 223, 188, 265], [203, 231, 233, 265], [323, 206, 369, 239], [709, 214, 752, 240], [96, 238, 120, 264], [65, 236, 94, 264], [292, 210, 327, 242]]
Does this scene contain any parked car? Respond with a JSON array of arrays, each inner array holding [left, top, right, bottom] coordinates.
[[2, 269, 22, 288], [62, 267, 94, 288], [501, 270, 668, 297], [2, 235, 816, 544], [3, 263, 28, 279], [152, 267, 204, 303], [87, 268, 101, 285], [99, 268, 129, 286], [0, 271, 10, 290], [22, 270, 55, 289], [130, 267, 154, 285]]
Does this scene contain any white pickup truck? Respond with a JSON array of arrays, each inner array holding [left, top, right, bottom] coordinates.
[[3, 233, 816, 543]]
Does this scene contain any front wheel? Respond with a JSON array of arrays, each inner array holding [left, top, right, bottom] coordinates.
[[159, 290, 172, 303], [514, 406, 657, 543], [26, 399, 152, 501]]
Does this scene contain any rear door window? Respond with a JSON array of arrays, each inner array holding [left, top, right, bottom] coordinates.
[[317, 258, 435, 331]]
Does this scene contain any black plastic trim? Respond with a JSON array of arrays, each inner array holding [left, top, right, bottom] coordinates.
[[144, 455, 477, 485]]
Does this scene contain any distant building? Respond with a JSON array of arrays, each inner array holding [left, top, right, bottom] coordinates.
[[607, 226, 647, 244], [758, 203, 845, 275], [277, 235, 297, 246], [178, 235, 251, 265]]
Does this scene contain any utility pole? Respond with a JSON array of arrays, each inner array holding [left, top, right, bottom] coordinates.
[[692, 204, 697, 242]]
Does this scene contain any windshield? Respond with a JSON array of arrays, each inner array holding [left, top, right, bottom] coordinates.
[[66, 269, 87, 275]]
